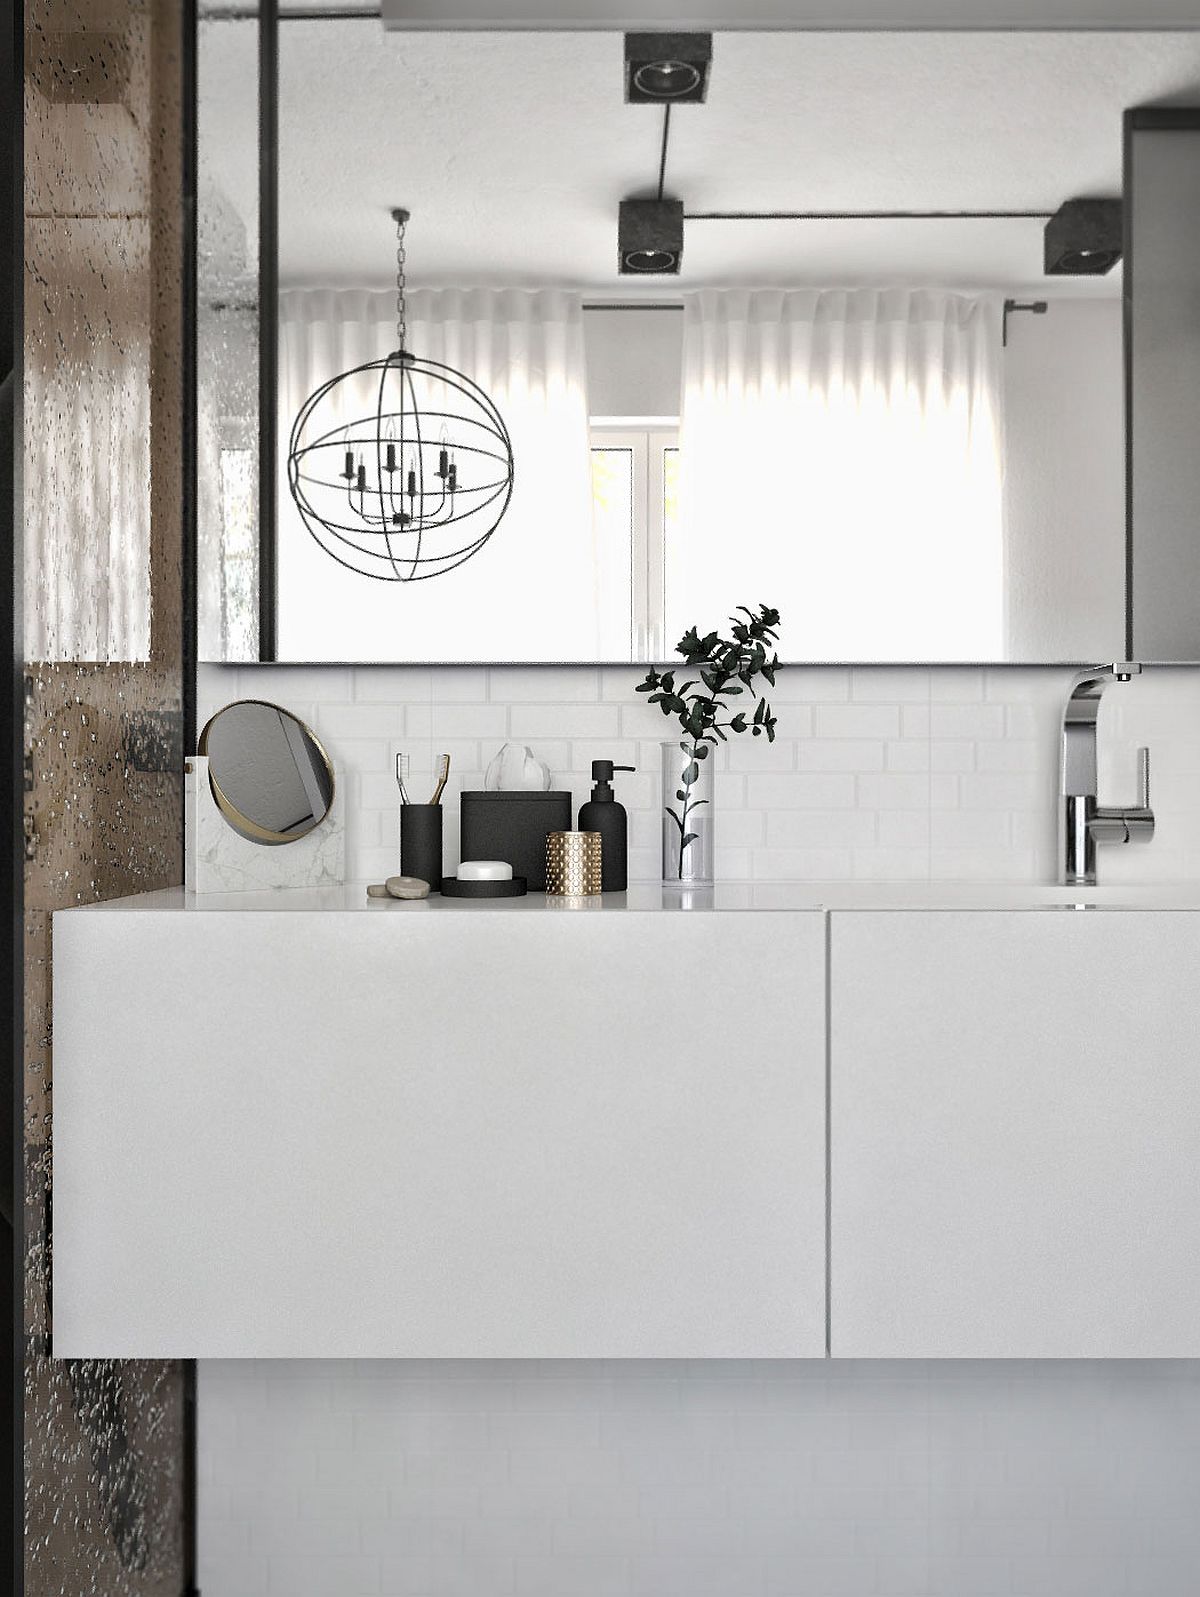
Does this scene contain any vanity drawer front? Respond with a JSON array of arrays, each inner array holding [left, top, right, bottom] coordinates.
[[53, 907, 827, 1359], [830, 910, 1200, 1358]]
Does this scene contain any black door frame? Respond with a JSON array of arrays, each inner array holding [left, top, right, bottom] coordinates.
[[3, 0, 25, 1589]]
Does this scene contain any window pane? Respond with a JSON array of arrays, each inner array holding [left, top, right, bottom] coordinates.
[[591, 447, 634, 535], [663, 446, 679, 545]]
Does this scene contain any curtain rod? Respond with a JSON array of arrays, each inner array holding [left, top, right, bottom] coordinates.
[[583, 300, 1059, 342]]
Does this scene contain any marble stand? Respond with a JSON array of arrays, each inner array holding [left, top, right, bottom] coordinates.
[[185, 755, 345, 893]]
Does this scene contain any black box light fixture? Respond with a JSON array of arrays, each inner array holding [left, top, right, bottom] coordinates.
[[618, 198, 685, 275], [624, 32, 712, 104], [1044, 198, 1123, 275]]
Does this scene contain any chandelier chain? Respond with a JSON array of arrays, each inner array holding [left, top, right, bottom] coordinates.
[[395, 211, 407, 351]]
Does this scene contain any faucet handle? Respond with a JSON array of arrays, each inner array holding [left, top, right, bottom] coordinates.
[[1124, 745, 1155, 844]]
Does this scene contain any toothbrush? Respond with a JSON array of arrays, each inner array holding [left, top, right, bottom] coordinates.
[[428, 753, 450, 806], [395, 752, 411, 806]]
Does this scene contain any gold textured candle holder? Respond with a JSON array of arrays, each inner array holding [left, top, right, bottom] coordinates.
[[545, 830, 603, 895]]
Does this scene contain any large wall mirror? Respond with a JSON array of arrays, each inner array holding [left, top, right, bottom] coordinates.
[[195, 15, 1200, 664]]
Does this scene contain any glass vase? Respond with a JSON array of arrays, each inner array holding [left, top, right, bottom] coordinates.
[[660, 739, 715, 887]]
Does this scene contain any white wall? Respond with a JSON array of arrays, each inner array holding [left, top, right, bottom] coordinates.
[[584, 307, 683, 420], [200, 1359, 1200, 1597], [1002, 299, 1125, 661], [198, 661, 1200, 886]]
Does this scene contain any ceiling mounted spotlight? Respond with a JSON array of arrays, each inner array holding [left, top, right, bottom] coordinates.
[[625, 32, 712, 104], [1044, 198, 1123, 276], [619, 198, 685, 275]]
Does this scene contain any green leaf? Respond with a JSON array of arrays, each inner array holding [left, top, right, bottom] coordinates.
[[681, 832, 699, 850], [683, 762, 699, 785]]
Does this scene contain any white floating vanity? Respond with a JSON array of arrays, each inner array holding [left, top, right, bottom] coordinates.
[[52, 884, 1200, 1360]]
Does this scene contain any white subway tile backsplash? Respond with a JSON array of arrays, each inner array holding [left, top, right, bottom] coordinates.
[[930, 703, 1005, 740], [799, 739, 886, 772], [856, 774, 932, 811], [511, 704, 621, 740], [200, 661, 1200, 893], [877, 813, 932, 849], [974, 739, 1040, 773], [753, 848, 855, 880], [930, 812, 1011, 850], [317, 704, 405, 740], [851, 667, 931, 702], [488, 666, 601, 702], [959, 772, 1042, 812], [745, 773, 856, 810], [772, 666, 851, 702], [815, 704, 902, 740], [766, 811, 876, 849]]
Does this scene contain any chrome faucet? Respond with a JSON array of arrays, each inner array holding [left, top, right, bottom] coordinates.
[[1059, 663, 1155, 885]]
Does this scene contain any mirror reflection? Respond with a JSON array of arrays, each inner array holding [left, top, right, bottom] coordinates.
[[196, 26, 1200, 664], [199, 700, 334, 843]]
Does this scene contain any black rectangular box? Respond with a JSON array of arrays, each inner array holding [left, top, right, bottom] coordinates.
[[459, 791, 572, 892]]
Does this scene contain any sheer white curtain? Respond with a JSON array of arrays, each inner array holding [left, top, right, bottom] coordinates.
[[676, 289, 1004, 661], [277, 287, 603, 661]]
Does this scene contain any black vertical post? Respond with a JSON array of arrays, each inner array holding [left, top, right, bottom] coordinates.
[[182, 0, 199, 763], [1, 0, 24, 1592], [1122, 110, 1134, 664], [258, 0, 278, 661], [182, 4, 200, 1592]]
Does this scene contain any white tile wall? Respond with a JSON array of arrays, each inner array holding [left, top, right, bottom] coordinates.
[[199, 1360, 1200, 1597], [198, 662, 1200, 886]]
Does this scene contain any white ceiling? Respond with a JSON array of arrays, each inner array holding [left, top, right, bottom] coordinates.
[[202, 26, 1200, 296]]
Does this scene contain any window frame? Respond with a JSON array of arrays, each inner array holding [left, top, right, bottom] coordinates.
[[589, 423, 677, 660]]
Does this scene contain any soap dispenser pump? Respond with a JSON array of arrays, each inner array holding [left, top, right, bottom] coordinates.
[[578, 760, 635, 892]]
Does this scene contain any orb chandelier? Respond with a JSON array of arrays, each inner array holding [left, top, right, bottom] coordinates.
[[286, 208, 515, 582]]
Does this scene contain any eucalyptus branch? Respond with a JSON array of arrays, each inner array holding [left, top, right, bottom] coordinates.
[[636, 604, 781, 877]]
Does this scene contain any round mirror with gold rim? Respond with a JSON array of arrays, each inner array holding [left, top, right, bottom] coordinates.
[[198, 700, 335, 845]]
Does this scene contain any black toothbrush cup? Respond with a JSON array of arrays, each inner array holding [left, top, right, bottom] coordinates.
[[400, 804, 443, 893]]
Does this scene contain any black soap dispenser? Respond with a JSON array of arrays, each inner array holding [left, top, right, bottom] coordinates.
[[578, 760, 635, 892]]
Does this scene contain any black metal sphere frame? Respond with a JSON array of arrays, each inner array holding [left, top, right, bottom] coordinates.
[[287, 348, 515, 583]]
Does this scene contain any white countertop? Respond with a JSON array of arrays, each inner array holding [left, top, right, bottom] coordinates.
[[58, 880, 1200, 913]]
